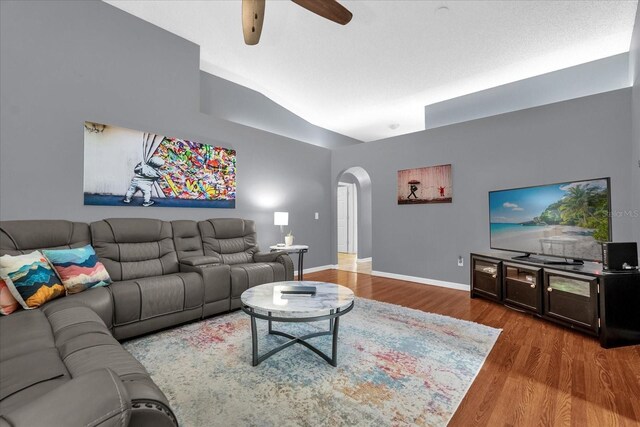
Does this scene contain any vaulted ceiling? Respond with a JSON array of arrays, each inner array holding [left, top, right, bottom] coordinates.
[[106, 0, 638, 142]]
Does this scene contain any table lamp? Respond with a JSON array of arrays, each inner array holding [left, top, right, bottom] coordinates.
[[274, 211, 288, 246]]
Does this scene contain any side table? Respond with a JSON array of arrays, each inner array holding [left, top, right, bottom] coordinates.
[[269, 244, 309, 280]]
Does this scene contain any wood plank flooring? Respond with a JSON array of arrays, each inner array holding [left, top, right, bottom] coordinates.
[[305, 268, 640, 427], [337, 252, 372, 274]]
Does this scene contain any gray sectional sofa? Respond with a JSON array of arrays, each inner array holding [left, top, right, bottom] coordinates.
[[0, 218, 294, 427]]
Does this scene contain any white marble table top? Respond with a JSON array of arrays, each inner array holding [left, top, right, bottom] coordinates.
[[269, 245, 309, 252], [241, 281, 354, 316]]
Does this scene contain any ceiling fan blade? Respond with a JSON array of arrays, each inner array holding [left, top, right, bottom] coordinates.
[[291, 0, 352, 25], [242, 0, 266, 45]]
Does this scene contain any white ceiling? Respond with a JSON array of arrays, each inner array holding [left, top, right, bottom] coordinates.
[[105, 0, 638, 142]]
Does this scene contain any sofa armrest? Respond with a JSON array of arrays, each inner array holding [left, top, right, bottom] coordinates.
[[253, 251, 285, 263], [179, 255, 220, 267], [254, 252, 294, 280], [180, 263, 231, 305], [2, 369, 130, 427]]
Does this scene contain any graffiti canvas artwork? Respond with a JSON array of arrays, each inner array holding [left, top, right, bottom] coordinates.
[[84, 122, 236, 208], [397, 164, 452, 205]]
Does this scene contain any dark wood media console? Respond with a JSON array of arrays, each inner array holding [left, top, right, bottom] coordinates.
[[470, 252, 640, 348]]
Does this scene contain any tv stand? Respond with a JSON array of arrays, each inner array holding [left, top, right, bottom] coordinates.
[[544, 259, 584, 266], [471, 252, 640, 349], [512, 253, 584, 265]]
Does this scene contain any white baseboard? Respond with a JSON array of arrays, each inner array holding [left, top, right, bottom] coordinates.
[[371, 270, 469, 291], [356, 257, 372, 263], [294, 265, 336, 276], [293, 265, 468, 292]]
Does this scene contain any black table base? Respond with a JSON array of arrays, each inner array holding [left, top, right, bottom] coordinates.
[[296, 249, 307, 280], [241, 301, 355, 367], [270, 247, 307, 280]]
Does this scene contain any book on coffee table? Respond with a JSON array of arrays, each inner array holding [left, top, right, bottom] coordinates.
[[278, 285, 316, 295]]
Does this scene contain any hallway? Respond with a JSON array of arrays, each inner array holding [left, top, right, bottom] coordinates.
[[337, 252, 371, 275]]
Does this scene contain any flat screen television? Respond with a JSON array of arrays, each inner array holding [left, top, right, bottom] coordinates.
[[489, 177, 611, 264]]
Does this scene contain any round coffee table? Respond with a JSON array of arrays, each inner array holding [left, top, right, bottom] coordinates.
[[241, 281, 355, 367]]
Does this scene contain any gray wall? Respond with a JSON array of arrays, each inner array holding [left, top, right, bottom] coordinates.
[[424, 53, 630, 130], [631, 6, 640, 255], [200, 72, 361, 149], [0, 0, 333, 269], [332, 89, 635, 286]]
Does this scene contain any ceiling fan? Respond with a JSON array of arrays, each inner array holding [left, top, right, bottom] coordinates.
[[242, 0, 353, 45]]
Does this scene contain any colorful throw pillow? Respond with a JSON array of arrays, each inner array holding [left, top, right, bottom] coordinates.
[[0, 278, 20, 315], [0, 251, 65, 309], [42, 245, 112, 295]]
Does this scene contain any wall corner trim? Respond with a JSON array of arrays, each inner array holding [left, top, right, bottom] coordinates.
[[371, 270, 470, 291]]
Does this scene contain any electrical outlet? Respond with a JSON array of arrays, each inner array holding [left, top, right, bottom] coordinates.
[[314, 212, 319, 220], [457, 256, 464, 267]]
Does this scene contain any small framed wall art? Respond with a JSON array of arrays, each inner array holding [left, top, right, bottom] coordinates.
[[397, 164, 452, 204]]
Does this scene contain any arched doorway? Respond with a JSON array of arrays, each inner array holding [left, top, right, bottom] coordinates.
[[336, 167, 372, 274]]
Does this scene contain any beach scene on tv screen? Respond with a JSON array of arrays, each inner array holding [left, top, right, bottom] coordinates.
[[490, 178, 610, 261]]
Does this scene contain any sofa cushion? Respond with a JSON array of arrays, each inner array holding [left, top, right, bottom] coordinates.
[[42, 287, 114, 330], [172, 220, 205, 262], [1, 369, 131, 427], [198, 218, 258, 265], [37, 299, 168, 410], [0, 375, 69, 417], [0, 348, 68, 401], [110, 273, 203, 326], [0, 220, 90, 257], [0, 251, 64, 309], [230, 263, 286, 298], [43, 302, 109, 343], [42, 245, 112, 294], [39, 301, 136, 385], [91, 219, 178, 281], [37, 299, 176, 425], [63, 338, 149, 381], [0, 310, 55, 363], [0, 310, 70, 414]]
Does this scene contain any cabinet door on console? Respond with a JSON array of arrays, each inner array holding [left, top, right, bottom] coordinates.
[[503, 263, 542, 313], [543, 270, 598, 334], [599, 273, 640, 348], [471, 256, 502, 301]]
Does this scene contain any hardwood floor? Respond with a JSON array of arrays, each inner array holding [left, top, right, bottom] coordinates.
[[305, 268, 640, 427], [337, 252, 372, 274]]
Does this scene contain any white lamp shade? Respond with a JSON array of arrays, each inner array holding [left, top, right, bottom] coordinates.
[[274, 211, 289, 226]]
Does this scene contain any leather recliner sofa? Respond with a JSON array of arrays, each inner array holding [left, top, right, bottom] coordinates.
[[198, 218, 294, 310], [90, 218, 206, 341], [0, 218, 294, 427]]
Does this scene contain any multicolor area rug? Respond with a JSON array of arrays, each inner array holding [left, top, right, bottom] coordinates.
[[123, 298, 500, 426]]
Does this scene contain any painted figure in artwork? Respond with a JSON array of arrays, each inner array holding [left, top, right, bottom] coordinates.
[[439, 186, 445, 197], [408, 180, 420, 199], [123, 156, 165, 207], [408, 185, 418, 199]]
